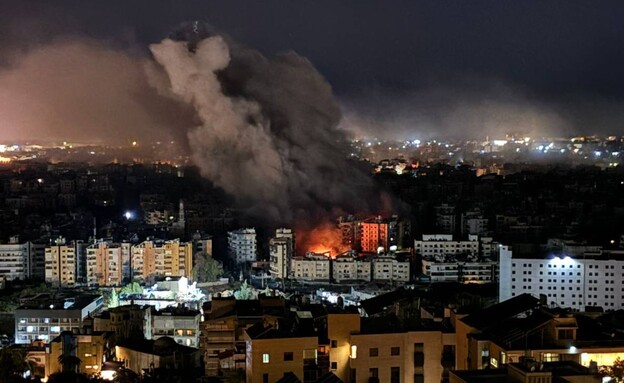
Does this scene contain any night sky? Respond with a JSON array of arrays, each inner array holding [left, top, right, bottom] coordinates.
[[1, 0, 624, 139]]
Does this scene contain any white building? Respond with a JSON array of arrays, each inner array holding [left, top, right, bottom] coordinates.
[[499, 246, 624, 310], [372, 255, 410, 282], [228, 228, 257, 264], [149, 307, 201, 348], [0, 239, 30, 280], [332, 253, 371, 282], [414, 234, 479, 257], [422, 254, 498, 283], [15, 293, 103, 344], [291, 253, 330, 281]]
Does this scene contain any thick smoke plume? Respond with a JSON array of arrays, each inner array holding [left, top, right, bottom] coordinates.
[[149, 35, 379, 225], [0, 38, 195, 145]]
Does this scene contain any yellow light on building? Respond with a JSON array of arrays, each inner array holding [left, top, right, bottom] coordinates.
[[350, 345, 357, 359]]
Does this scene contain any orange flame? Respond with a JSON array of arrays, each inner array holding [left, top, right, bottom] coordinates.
[[297, 221, 350, 258]]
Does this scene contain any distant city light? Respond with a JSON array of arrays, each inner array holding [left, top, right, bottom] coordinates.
[[124, 211, 133, 220]]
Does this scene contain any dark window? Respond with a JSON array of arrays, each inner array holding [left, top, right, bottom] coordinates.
[[263, 373, 269, 383], [284, 352, 293, 361], [370, 368, 379, 378], [331, 362, 337, 370], [331, 340, 337, 348], [391, 367, 400, 383], [414, 342, 425, 367], [370, 348, 379, 357], [391, 347, 400, 356], [350, 369, 356, 382], [558, 329, 574, 340], [414, 373, 425, 383]]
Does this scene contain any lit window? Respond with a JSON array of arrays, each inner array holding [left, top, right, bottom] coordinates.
[[263, 353, 270, 363]]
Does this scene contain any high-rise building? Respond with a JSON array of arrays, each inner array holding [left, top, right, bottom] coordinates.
[[339, 215, 361, 250], [0, 237, 31, 280], [131, 239, 193, 281], [228, 228, 257, 264], [360, 217, 389, 253], [269, 228, 295, 279], [86, 241, 131, 286], [45, 237, 85, 287]]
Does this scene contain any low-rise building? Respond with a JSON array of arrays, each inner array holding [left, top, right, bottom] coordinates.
[[149, 306, 201, 348], [45, 330, 114, 377], [372, 255, 410, 282], [455, 293, 624, 372], [332, 253, 371, 282], [116, 337, 202, 378], [291, 253, 331, 281], [93, 304, 147, 341], [422, 254, 498, 284], [414, 234, 479, 258], [15, 293, 103, 344]]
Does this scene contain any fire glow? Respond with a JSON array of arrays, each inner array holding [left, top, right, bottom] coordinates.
[[297, 222, 349, 258]]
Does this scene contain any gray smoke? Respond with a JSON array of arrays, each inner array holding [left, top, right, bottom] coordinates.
[[150, 35, 377, 224]]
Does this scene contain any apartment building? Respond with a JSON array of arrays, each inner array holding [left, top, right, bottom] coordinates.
[[0, 240, 30, 280], [45, 237, 85, 287], [499, 246, 624, 309], [455, 293, 624, 373], [333, 253, 371, 282], [15, 293, 103, 344], [422, 254, 498, 283], [372, 255, 410, 282], [349, 329, 455, 383], [228, 228, 257, 264], [86, 241, 131, 286], [414, 235, 479, 258], [131, 239, 193, 281], [269, 229, 295, 279], [149, 306, 201, 348], [291, 254, 331, 281], [361, 217, 389, 253]]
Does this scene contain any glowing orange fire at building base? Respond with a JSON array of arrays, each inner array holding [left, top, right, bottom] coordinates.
[[296, 221, 349, 259]]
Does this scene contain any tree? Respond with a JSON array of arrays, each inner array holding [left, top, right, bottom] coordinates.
[[234, 280, 254, 300], [108, 288, 119, 308], [192, 252, 223, 283], [120, 282, 143, 296]]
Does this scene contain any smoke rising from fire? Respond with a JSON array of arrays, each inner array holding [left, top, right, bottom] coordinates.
[[0, 38, 195, 145], [149, 33, 380, 224]]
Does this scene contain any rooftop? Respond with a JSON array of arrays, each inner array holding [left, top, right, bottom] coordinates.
[[460, 294, 539, 329]]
